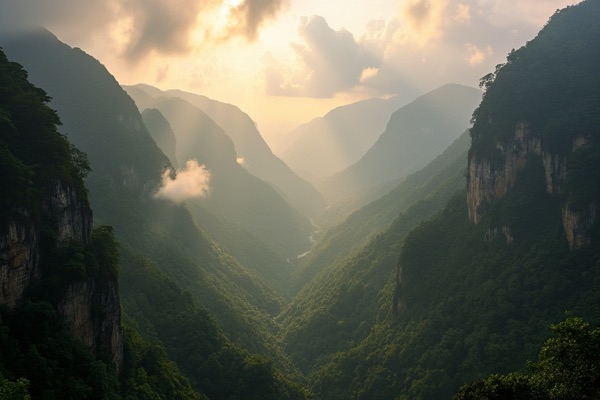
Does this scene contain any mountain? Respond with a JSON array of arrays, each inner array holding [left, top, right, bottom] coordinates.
[[124, 86, 313, 260], [300, 1, 600, 398], [141, 107, 178, 166], [0, 47, 205, 400], [280, 95, 408, 179], [126, 84, 326, 217], [278, 131, 469, 373], [0, 28, 309, 398], [289, 131, 470, 294], [321, 84, 481, 201]]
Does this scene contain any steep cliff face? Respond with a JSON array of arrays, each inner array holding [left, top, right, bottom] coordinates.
[[466, 1, 600, 249], [58, 278, 123, 373], [0, 47, 123, 374], [0, 217, 40, 308], [0, 180, 123, 373], [467, 122, 594, 248]]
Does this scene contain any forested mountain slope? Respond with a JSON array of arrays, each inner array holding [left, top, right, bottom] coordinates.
[[0, 47, 207, 399], [127, 84, 326, 217], [125, 86, 313, 260], [0, 29, 309, 398], [289, 131, 470, 294], [280, 95, 408, 179], [302, 1, 600, 398], [277, 130, 469, 374], [321, 84, 480, 201], [138, 93, 297, 294]]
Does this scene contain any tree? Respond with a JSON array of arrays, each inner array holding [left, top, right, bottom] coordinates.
[[454, 318, 600, 400]]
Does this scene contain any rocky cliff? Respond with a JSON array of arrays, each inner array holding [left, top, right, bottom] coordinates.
[[0, 180, 123, 372], [0, 46, 123, 373], [467, 122, 595, 249], [466, 1, 599, 249]]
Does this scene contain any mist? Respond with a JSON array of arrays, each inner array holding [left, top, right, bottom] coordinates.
[[154, 159, 211, 203]]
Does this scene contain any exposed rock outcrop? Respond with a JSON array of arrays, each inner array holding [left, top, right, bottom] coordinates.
[[467, 121, 594, 249], [47, 180, 93, 246], [0, 217, 40, 308], [0, 180, 123, 373], [562, 203, 597, 250], [58, 279, 123, 374]]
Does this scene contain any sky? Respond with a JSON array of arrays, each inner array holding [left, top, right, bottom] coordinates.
[[0, 0, 581, 143]]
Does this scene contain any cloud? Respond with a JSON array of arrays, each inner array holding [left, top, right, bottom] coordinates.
[[118, 0, 215, 62], [236, 156, 247, 166], [266, 15, 382, 97], [226, 0, 288, 41], [395, 0, 449, 46], [0, 0, 286, 63], [454, 4, 471, 24], [265, 0, 580, 100], [154, 159, 211, 203]]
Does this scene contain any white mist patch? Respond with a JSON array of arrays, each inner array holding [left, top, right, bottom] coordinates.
[[155, 159, 210, 203], [236, 156, 247, 166]]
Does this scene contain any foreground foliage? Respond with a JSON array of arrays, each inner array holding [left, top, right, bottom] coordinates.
[[454, 318, 600, 400]]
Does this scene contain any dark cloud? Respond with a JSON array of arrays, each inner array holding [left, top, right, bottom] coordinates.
[[120, 0, 211, 62], [0, 0, 285, 63], [228, 0, 288, 40], [405, 0, 433, 27], [267, 15, 382, 98]]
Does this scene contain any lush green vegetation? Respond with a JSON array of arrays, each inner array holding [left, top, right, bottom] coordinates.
[[119, 244, 309, 399], [2, 31, 310, 397], [0, 48, 204, 399], [454, 318, 600, 400], [0, 301, 120, 399], [470, 0, 600, 158], [0, 48, 89, 224], [293, 3, 600, 397], [291, 130, 470, 293], [277, 130, 470, 381], [306, 190, 600, 398]]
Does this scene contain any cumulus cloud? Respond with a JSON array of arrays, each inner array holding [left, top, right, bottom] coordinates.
[[226, 0, 287, 41], [395, 0, 448, 46], [0, 0, 286, 62], [118, 0, 215, 62], [236, 156, 247, 166], [465, 43, 493, 66], [154, 159, 211, 203], [266, 0, 576, 99], [454, 4, 471, 24], [266, 15, 382, 97]]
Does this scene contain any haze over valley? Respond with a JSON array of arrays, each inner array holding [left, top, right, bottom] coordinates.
[[1, 1, 599, 399]]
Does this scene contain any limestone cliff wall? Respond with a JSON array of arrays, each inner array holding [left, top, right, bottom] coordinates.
[[0, 217, 40, 308], [0, 180, 123, 373], [467, 121, 595, 249], [58, 278, 123, 374]]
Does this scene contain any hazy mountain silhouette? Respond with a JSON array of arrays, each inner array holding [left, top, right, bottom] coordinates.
[[290, 131, 470, 294], [124, 87, 313, 258], [321, 84, 481, 201], [141, 107, 178, 166], [280, 95, 408, 180], [126, 84, 326, 217]]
